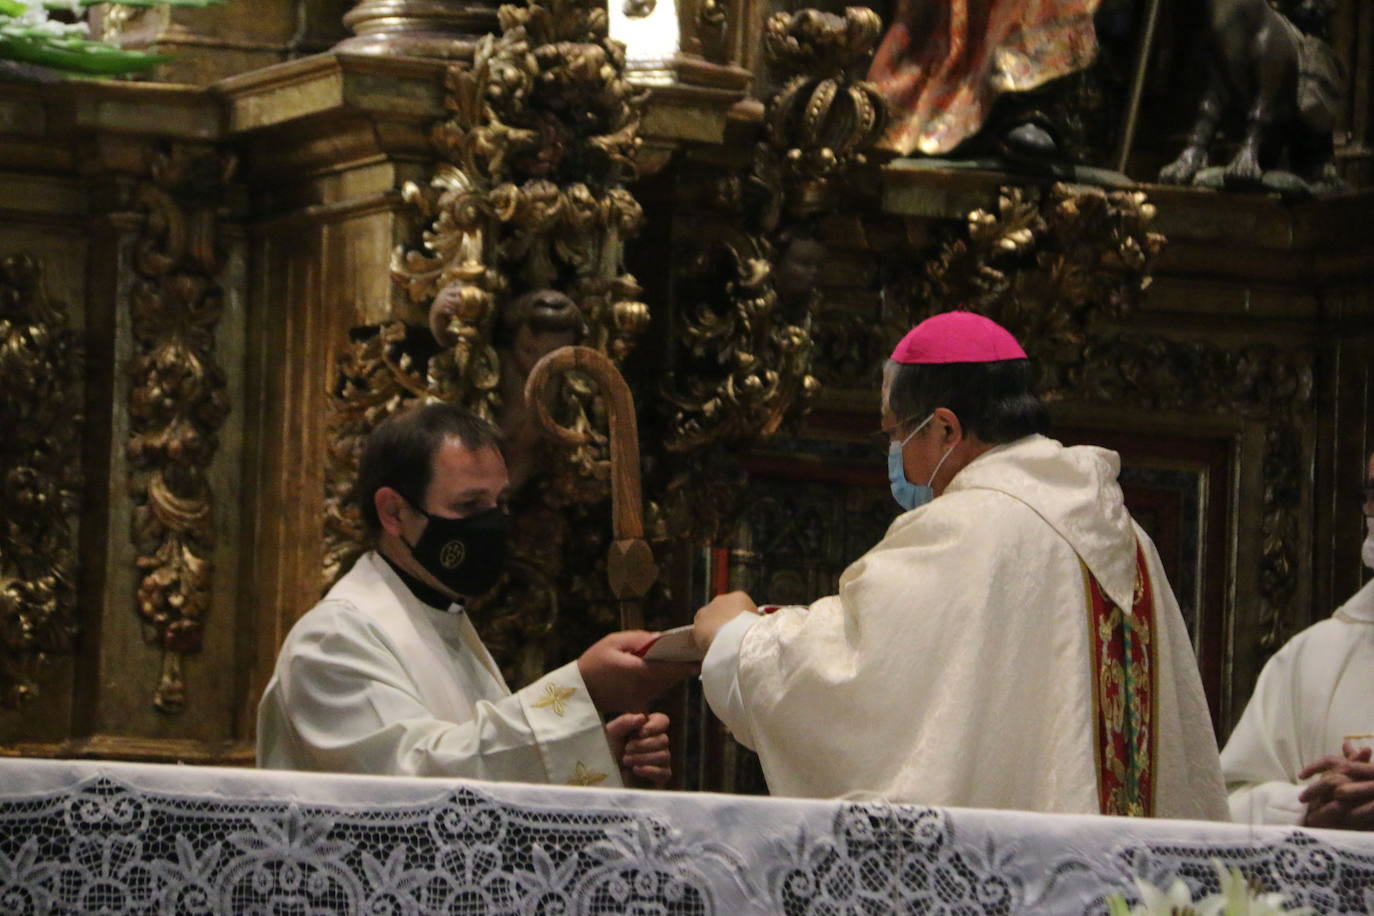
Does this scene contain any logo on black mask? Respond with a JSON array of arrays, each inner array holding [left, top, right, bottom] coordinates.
[[402, 499, 509, 597], [439, 541, 466, 569]]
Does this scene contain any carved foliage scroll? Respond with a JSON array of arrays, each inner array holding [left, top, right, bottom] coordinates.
[[0, 255, 82, 709], [127, 144, 233, 714], [322, 324, 421, 589], [655, 8, 887, 543], [916, 183, 1164, 356]]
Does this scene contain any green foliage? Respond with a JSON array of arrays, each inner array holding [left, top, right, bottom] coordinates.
[[1, 0, 223, 77]]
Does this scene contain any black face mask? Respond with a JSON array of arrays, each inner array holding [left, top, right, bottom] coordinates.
[[402, 502, 510, 598]]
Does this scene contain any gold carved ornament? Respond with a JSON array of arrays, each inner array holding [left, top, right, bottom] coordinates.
[[327, 0, 652, 680], [762, 8, 886, 186], [0, 255, 83, 710], [653, 7, 886, 543], [909, 182, 1311, 652], [127, 144, 234, 714]]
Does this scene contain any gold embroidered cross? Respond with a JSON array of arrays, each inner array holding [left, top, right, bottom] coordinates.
[[566, 761, 607, 786], [532, 683, 577, 716]]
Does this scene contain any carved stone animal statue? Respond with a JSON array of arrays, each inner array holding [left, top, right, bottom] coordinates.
[[1158, 0, 1341, 189]]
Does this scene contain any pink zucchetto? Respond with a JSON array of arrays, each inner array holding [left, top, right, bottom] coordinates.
[[890, 311, 1027, 365]]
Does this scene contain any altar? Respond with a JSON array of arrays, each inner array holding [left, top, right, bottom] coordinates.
[[1, 757, 1372, 914]]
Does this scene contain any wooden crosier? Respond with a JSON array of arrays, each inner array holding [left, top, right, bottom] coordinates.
[[524, 346, 655, 630]]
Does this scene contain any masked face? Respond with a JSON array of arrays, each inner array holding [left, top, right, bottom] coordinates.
[[887, 413, 955, 511], [403, 501, 510, 597]]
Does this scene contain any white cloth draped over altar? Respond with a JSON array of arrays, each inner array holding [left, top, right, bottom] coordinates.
[[1, 758, 1373, 914]]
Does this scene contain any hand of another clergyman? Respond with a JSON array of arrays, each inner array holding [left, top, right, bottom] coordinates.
[[692, 591, 758, 653], [578, 631, 699, 715], [605, 712, 672, 789], [1297, 742, 1374, 830]]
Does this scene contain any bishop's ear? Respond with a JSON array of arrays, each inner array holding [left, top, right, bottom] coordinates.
[[932, 407, 964, 446], [374, 487, 409, 537]]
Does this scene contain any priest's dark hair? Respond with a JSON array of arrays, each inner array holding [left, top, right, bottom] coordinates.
[[883, 357, 1050, 444], [355, 402, 504, 537]]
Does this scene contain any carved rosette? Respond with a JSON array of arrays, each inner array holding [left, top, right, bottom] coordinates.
[[0, 255, 83, 709], [127, 144, 233, 714], [907, 183, 1311, 652]]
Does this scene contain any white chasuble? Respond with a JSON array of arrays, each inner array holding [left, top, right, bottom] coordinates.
[[702, 435, 1228, 819], [1220, 579, 1374, 825], [258, 552, 621, 787]]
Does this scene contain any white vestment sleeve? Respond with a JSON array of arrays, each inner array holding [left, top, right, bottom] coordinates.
[[259, 605, 619, 785], [701, 611, 764, 750], [1219, 643, 1308, 825]]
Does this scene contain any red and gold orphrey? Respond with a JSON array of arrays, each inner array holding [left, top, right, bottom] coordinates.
[[1082, 543, 1158, 817]]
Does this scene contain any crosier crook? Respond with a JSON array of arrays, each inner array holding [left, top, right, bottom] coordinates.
[[524, 346, 656, 630]]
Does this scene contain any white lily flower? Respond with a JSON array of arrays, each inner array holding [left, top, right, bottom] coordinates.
[[1194, 860, 1315, 916], [1132, 874, 1196, 913]]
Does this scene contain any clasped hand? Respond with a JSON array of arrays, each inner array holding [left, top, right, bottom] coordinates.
[[1298, 740, 1374, 830], [605, 712, 672, 788]]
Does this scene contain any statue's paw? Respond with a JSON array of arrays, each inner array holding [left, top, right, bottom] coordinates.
[[1157, 150, 1203, 185], [1223, 151, 1264, 186]]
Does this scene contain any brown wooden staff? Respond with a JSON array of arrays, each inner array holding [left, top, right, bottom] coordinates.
[[524, 346, 655, 630]]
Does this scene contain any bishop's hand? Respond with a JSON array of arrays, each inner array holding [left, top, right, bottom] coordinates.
[[692, 591, 758, 653]]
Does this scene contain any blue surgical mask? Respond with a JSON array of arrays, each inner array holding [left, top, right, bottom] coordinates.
[[887, 413, 954, 511]]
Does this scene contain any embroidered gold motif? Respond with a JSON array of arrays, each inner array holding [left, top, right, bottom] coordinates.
[[532, 683, 577, 716], [566, 761, 608, 786]]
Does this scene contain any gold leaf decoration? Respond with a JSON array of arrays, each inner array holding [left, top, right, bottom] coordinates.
[[654, 8, 886, 542], [127, 143, 234, 714], [762, 7, 887, 182], [914, 184, 1165, 357], [0, 254, 82, 709]]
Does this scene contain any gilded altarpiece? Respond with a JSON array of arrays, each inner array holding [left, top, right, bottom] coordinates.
[[0, 90, 251, 759], [0, 0, 1372, 777]]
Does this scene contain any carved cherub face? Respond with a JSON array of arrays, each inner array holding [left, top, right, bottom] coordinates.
[[774, 236, 826, 303], [512, 324, 578, 375], [497, 289, 584, 375]]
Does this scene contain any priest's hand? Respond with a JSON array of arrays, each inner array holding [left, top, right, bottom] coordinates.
[[578, 631, 698, 715], [1297, 742, 1374, 830], [606, 711, 672, 789], [693, 591, 758, 653]]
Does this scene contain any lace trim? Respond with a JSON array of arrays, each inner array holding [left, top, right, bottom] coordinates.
[[1, 772, 1373, 913]]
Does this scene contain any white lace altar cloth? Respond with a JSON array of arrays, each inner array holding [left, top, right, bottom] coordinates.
[[1, 758, 1373, 914]]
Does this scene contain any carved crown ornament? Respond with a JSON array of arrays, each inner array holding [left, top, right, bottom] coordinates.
[[761, 7, 886, 185], [127, 143, 234, 715], [0, 254, 83, 710]]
